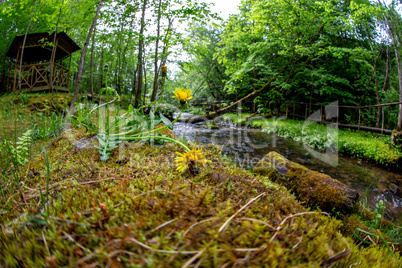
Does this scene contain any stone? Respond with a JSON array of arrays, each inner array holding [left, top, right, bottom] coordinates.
[[253, 151, 359, 215]]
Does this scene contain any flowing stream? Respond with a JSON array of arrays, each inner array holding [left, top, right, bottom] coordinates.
[[173, 113, 402, 222]]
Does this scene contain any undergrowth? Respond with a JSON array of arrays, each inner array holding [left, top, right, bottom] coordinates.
[[260, 119, 402, 168]]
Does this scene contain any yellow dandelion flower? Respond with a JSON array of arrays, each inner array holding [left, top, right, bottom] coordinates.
[[172, 88, 193, 103], [174, 143, 210, 174]]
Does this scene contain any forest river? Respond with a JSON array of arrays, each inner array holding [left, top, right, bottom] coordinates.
[[173, 113, 402, 223]]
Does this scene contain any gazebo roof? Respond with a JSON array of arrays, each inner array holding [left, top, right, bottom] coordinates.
[[6, 32, 81, 63]]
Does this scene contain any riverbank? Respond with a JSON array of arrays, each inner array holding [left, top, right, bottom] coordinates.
[[0, 94, 401, 266], [1, 131, 400, 266], [219, 113, 402, 169]]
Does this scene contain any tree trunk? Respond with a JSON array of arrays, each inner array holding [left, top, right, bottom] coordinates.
[[99, 47, 104, 90], [156, 18, 174, 91], [363, 25, 381, 128], [131, 63, 138, 103], [50, 1, 63, 106], [385, 17, 402, 130], [90, 27, 96, 97], [150, 0, 162, 103], [143, 52, 147, 106], [381, 1, 402, 130], [69, 0, 104, 114], [18, 0, 38, 91], [134, 0, 148, 108]]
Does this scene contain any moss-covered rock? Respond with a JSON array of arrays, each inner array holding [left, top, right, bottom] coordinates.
[[254, 151, 359, 215]]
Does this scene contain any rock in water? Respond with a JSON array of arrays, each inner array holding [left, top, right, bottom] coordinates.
[[253, 152, 359, 215]]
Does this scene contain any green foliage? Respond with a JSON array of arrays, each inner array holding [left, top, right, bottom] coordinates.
[[32, 112, 63, 139], [1, 129, 33, 167], [212, 0, 398, 118], [174, 24, 229, 103], [373, 199, 387, 225]]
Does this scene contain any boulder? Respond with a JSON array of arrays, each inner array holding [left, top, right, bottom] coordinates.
[[253, 152, 359, 215]]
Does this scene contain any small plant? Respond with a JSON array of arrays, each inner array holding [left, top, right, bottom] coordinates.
[[19, 93, 29, 104], [32, 112, 63, 139], [373, 199, 386, 226], [1, 129, 33, 167], [91, 68, 208, 173]]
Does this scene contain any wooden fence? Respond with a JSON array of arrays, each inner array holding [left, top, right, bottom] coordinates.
[[6, 62, 70, 92], [283, 101, 402, 135]]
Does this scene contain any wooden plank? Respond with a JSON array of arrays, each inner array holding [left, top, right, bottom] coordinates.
[[297, 101, 402, 109], [338, 124, 393, 135], [358, 109, 361, 133], [382, 106, 384, 136], [15, 86, 69, 93]]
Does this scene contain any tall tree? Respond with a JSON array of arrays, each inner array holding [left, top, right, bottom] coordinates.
[[90, 27, 96, 97], [18, 0, 38, 91], [134, 0, 148, 108], [380, 1, 402, 130], [150, 0, 162, 103], [70, 0, 104, 114]]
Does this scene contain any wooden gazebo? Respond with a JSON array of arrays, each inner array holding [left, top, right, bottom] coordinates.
[[6, 32, 80, 92]]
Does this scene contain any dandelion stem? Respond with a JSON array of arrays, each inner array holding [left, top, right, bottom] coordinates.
[[120, 135, 190, 151], [154, 76, 167, 115], [115, 107, 184, 139]]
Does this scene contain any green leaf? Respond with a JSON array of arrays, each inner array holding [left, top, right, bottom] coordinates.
[[160, 113, 173, 129]]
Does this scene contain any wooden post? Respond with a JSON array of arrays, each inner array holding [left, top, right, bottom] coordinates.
[[13, 44, 21, 91], [305, 103, 308, 119], [320, 105, 323, 123], [50, 38, 58, 89], [358, 108, 361, 133], [286, 106, 288, 119], [381, 106, 384, 136], [293, 103, 295, 119], [67, 54, 72, 88], [6, 62, 12, 91]]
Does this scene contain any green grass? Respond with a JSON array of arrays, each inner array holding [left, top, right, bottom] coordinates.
[[261, 119, 402, 168]]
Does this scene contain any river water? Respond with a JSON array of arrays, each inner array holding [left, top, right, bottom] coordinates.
[[173, 114, 401, 222]]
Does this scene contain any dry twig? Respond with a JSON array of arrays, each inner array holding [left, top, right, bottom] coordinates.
[[219, 192, 266, 233]]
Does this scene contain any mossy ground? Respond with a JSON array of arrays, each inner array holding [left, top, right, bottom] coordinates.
[[0, 131, 400, 266], [0, 95, 401, 267]]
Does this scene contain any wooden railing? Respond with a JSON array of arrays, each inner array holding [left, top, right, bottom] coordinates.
[[13, 62, 70, 91], [282, 101, 402, 135]]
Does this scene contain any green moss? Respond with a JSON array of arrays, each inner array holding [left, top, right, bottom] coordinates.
[[254, 152, 359, 215], [0, 95, 400, 266], [0, 137, 400, 266]]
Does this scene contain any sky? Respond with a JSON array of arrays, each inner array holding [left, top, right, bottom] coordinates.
[[202, 0, 242, 20]]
